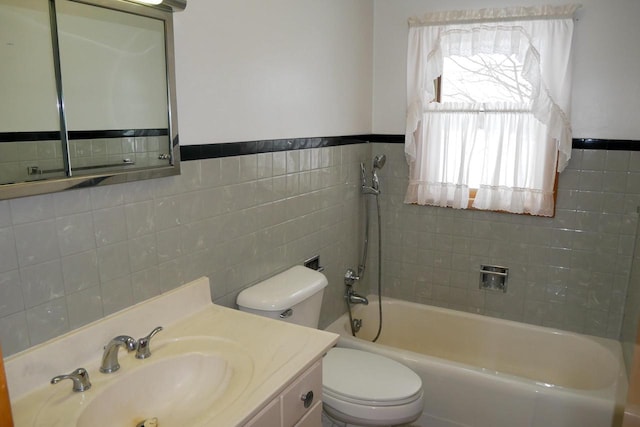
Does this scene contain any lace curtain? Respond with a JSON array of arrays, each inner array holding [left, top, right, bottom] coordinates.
[[405, 5, 579, 216]]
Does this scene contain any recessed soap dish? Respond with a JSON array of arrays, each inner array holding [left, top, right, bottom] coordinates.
[[479, 265, 508, 292]]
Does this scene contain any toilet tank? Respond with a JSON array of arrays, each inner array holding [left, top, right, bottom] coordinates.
[[236, 266, 328, 328]]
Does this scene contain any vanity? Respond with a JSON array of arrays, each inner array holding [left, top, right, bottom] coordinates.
[[4, 277, 338, 426]]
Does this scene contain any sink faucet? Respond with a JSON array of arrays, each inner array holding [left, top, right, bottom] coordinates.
[[100, 335, 137, 373], [51, 368, 91, 392], [135, 326, 163, 359]]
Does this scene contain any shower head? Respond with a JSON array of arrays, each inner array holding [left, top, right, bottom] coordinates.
[[373, 154, 386, 170]]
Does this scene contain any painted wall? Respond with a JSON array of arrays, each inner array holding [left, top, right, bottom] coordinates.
[[371, 0, 640, 139], [174, 0, 374, 145]]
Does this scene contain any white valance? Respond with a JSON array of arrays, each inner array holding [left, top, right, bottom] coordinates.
[[409, 4, 580, 27]]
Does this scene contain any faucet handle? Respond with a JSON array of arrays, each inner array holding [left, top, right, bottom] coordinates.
[[136, 326, 163, 359], [51, 368, 91, 392], [344, 268, 360, 286]]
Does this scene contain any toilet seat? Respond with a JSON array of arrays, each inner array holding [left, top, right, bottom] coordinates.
[[322, 348, 423, 425]]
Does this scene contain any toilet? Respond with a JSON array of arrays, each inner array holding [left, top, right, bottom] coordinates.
[[236, 266, 424, 427]]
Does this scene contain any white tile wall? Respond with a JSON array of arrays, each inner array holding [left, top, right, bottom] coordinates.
[[0, 144, 369, 356], [366, 144, 640, 339]]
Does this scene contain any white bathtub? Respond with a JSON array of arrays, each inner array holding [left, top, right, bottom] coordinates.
[[325, 296, 628, 427]]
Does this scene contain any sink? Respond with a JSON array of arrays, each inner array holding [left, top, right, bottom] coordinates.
[[32, 337, 254, 427], [77, 352, 230, 426]]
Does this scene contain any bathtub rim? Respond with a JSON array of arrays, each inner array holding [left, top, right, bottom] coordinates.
[[325, 294, 628, 402]]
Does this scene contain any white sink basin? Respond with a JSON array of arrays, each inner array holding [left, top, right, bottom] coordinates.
[[77, 353, 231, 426], [32, 337, 254, 427]]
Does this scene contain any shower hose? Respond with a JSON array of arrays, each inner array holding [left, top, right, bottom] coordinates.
[[348, 192, 383, 343]]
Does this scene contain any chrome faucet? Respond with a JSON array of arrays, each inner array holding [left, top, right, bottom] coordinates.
[[344, 268, 368, 305], [135, 326, 163, 359], [51, 367, 91, 392], [100, 335, 137, 373], [346, 287, 369, 305]]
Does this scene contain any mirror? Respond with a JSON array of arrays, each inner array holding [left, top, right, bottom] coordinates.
[[0, 0, 182, 200], [0, 0, 65, 184]]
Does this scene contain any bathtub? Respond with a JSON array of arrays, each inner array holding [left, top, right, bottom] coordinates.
[[325, 296, 628, 427]]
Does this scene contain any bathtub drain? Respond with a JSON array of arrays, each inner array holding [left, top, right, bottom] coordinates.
[[352, 318, 362, 333]]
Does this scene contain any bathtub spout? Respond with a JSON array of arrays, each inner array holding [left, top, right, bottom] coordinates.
[[346, 288, 368, 305], [349, 293, 369, 305]]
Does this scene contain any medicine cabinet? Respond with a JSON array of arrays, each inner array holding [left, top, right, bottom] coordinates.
[[0, 0, 183, 200]]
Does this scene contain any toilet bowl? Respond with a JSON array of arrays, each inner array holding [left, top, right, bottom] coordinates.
[[236, 266, 424, 427], [322, 348, 423, 426]]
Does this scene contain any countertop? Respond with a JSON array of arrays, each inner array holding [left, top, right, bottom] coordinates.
[[5, 277, 338, 426]]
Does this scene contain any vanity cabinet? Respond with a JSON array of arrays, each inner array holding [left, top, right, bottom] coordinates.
[[245, 360, 323, 427]]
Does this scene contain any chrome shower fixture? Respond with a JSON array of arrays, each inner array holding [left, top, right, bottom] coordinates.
[[373, 154, 386, 170], [361, 154, 386, 195], [360, 162, 367, 189], [371, 154, 386, 193], [352, 154, 386, 342]]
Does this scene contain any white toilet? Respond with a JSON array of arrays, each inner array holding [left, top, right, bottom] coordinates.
[[236, 266, 424, 427]]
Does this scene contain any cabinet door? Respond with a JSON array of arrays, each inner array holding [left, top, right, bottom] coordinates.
[[244, 397, 281, 427], [294, 401, 322, 427], [282, 361, 322, 427]]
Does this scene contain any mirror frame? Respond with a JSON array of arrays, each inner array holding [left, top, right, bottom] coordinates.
[[0, 0, 180, 200]]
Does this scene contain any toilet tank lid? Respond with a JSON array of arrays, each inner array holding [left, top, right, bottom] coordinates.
[[236, 266, 328, 311]]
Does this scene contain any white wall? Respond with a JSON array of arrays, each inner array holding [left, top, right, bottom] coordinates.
[[173, 0, 374, 145], [372, 0, 640, 140]]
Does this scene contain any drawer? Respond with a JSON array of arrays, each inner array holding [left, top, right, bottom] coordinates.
[[282, 361, 322, 427]]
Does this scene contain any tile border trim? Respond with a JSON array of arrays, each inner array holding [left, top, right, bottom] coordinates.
[[179, 135, 370, 161], [571, 138, 640, 151], [179, 135, 640, 161]]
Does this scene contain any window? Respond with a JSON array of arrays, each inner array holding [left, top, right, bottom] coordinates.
[[405, 5, 579, 216], [441, 53, 532, 104]]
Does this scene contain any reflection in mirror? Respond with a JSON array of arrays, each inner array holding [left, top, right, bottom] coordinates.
[[0, 0, 65, 184], [57, 0, 171, 175], [0, 0, 183, 200]]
